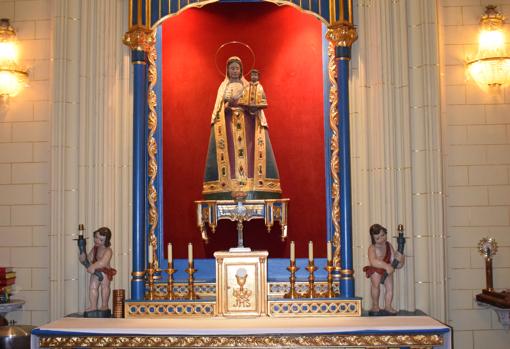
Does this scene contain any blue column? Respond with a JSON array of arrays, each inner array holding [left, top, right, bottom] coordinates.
[[131, 50, 147, 300], [336, 46, 355, 298]]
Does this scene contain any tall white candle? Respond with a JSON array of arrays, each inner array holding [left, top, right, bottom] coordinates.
[[188, 243, 193, 264], [148, 244, 153, 265], [327, 241, 332, 262], [167, 243, 173, 264], [308, 241, 313, 261], [290, 241, 295, 262]]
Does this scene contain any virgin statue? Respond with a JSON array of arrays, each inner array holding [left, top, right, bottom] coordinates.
[[202, 56, 282, 200]]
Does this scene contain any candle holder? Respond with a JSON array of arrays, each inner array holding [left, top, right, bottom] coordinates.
[[304, 260, 319, 298], [145, 263, 157, 300], [166, 263, 177, 300], [185, 262, 200, 300], [284, 260, 300, 299], [323, 260, 337, 298]]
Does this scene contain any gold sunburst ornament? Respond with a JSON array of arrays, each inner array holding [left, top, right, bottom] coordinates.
[[478, 237, 498, 258]]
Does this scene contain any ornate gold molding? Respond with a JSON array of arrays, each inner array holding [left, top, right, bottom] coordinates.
[[147, 32, 159, 269], [125, 301, 216, 317], [39, 333, 443, 347], [268, 299, 361, 317], [326, 21, 358, 48], [123, 25, 155, 52], [328, 42, 341, 268]]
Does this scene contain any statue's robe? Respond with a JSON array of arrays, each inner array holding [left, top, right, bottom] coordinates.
[[203, 79, 281, 200]]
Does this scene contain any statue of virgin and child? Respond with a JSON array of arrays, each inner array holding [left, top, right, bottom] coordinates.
[[202, 56, 282, 200]]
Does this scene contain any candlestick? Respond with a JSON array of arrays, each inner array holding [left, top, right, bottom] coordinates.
[[327, 241, 332, 262], [323, 259, 337, 298], [290, 241, 295, 262], [166, 264, 176, 300], [185, 259, 199, 300], [284, 260, 299, 299], [167, 243, 173, 264], [188, 243, 193, 264], [308, 241, 313, 261], [304, 259, 318, 298]]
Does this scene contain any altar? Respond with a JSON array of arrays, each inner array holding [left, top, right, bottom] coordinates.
[[32, 315, 451, 348]]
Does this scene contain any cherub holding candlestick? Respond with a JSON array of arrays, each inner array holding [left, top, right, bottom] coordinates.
[[363, 224, 405, 316], [78, 227, 117, 316]]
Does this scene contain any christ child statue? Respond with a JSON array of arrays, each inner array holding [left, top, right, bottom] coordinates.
[[239, 69, 268, 116]]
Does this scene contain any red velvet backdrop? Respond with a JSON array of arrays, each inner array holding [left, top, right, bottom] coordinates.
[[162, 2, 326, 259]]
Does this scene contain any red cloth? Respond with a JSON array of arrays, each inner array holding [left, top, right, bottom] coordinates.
[[92, 246, 117, 281], [363, 242, 391, 278]]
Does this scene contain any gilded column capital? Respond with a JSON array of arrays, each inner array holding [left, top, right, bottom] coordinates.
[[123, 25, 155, 52], [326, 22, 358, 48]]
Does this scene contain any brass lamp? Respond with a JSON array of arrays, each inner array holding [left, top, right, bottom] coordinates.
[[0, 18, 28, 99], [467, 5, 510, 88]]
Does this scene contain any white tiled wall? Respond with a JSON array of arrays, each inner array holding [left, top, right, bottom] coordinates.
[[0, 0, 50, 326], [440, 1, 510, 348]]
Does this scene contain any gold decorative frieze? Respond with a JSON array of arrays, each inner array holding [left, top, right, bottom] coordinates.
[[153, 282, 216, 298], [269, 281, 338, 297], [125, 301, 215, 318], [326, 21, 358, 48], [39, 333, 443, 347], [268, 299, 361, 317]]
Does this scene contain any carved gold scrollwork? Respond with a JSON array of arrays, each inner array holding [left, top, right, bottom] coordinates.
[[326, 21, 358, 48], [328, 42, 341, 268], [147, 32, 159, 269], [123, 25, 155, 52], [40, 334, 443, 347]]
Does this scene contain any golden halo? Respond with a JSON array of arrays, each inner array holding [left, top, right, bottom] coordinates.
[[215, 41, 255, 78]]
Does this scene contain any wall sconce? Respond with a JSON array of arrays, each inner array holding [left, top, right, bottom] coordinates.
[[0, 18, 28, 100], [467, 5, 510, 88]]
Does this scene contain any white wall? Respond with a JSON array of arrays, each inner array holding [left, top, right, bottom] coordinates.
[[0, 0, 51, 325], [439, 1, 510, 348]]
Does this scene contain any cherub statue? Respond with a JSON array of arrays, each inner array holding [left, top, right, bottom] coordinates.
[[78, 227, 117, 316], [363, 224, 405, 315]]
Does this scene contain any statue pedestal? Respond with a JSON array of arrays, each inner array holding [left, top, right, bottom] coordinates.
[[214, 250, 268, 317]]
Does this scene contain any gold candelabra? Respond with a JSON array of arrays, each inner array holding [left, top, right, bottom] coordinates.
[[284, 260, 299, 299], [323, 260, 337, 298], [185, 261, 199, 300], [304, 259, 319, 298], [146, 263, 157, 300], [166, 263, 176, 300]]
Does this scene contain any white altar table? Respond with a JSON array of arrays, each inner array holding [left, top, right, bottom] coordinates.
[[32, 315, 451, 348]]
